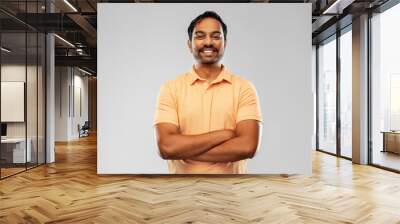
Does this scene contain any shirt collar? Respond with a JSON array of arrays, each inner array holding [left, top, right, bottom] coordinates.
[[188, 64, 232, 85]]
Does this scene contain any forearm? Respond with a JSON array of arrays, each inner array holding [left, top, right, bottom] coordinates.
[[158, 130, 234, 160], [189, 136, 257, 162]]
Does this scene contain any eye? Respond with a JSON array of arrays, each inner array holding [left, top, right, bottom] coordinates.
[[195, 34, 205, 40], [212, 35, 222, 40]]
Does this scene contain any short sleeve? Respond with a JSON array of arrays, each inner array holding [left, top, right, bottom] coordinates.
[[153, 82, 179, 126], [236, 81, 263, 123]]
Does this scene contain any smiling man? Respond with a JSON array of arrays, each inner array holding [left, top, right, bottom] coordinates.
[[154, 11, 263, 174]]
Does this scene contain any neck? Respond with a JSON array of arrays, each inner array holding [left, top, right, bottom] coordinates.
[[194, 63, 223, 82]]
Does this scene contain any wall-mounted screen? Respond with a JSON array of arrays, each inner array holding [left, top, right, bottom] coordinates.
[[1, 82, 25, 122]]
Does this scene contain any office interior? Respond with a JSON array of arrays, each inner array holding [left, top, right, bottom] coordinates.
[[0, 0, 400, 222]]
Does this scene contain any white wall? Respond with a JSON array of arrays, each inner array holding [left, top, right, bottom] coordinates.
[[55, 67, 89, 141], [98, 3, 313, 174], [55, 67, 69, 141], [72, 72, 89, 138]]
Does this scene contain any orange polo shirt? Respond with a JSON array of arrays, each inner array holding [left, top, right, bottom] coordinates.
[[154, 65, 262, 174]]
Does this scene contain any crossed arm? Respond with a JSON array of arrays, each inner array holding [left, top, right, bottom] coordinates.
[[155, 120, 262, 162]]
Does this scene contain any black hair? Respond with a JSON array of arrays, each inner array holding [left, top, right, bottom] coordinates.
[[187, 11, 227, 41]]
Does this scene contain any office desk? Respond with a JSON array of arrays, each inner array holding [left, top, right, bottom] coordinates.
[[382, 131, 400, 154], [1, 138, 32, 164]]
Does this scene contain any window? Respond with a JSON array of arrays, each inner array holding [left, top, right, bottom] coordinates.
[[318, 36, 337, 154], [339, 28, 352, 158], [371, 3, 400, 171]]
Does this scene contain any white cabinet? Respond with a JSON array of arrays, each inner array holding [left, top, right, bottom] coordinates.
[[1, 138, 32, 163]]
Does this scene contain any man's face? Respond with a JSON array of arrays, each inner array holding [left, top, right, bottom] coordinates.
[[188, 17, 226, 65]]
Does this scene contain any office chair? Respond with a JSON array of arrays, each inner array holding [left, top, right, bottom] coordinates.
[[79, 121, 90, 138]]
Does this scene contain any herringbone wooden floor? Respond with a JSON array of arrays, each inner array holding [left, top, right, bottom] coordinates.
[[1, 135, 400, 224]]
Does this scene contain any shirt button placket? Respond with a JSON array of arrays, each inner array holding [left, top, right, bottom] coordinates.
[[204, 83, 213, 131], [201, 81, 208, 131]]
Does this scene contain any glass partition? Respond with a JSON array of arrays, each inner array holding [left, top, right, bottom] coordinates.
[[0, 31, 28, 177], [0, 1, 46, 179], [38, 32, 45, 165], [27, 31, 38, 169]]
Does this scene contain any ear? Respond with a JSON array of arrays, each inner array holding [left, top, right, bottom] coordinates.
[[187, 40, 193, 53], [224, 39, 227, 49]]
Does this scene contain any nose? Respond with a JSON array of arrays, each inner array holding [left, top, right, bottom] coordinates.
[[204, 36, 212, 46]]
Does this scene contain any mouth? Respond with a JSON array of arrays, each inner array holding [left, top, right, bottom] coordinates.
[[200, 48, 217, 56]]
